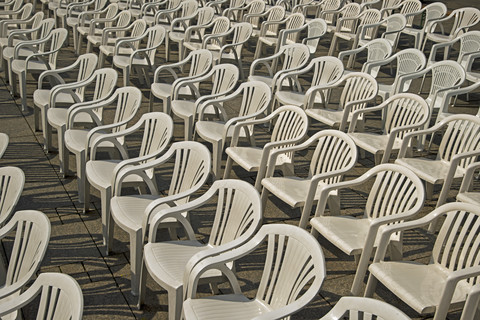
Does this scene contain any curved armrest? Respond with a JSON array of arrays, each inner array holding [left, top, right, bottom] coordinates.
[[258, 17, 285, 37], [152, 62, 184, 82], [203, 27, 232, 46], [38, 59, 83, 89], [459, 161, 480, 194], [249, 49, 282, 77]]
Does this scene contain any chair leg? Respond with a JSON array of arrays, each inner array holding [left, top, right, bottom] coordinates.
[[84, 175, 91, 214], [19, 71, 27, 112], [76, 150, 86, 203], [123, 66, 130, 87], [129, 229, 143, 296], [57, 124, 68, 177], [364, 273, 378, 297], [34, 106, 40, 131], [137, 261, 148, 309], [101, 187, 112, 249], [149, 92, 154, 112], [223, 156, 233, 179], [212, 140, 222, 180], [184, 116, 193, 141], [167, 287, 183, 320], [43, 109, 52, 152]]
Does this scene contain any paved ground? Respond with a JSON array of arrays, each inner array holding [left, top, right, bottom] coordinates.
[[1, 1, 480, 319]]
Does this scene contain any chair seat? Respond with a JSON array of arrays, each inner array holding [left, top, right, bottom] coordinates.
[[183, 294, 270, 320], [258, 36, 278, 46], [195, 121, 238, 142], [395, 157, 465, 185], [334, 31, 355, 41], [368, 261, 471, 314], [262, 176, 329, 208], [183, 42, 221, 52], [275, 91, 324, 107], [457, 192, 480, 205], [78, 26, 101, 36], [305, 108, 345, 127], [3, 46, 35, 60], [425, 33, 451, 43], [113, 55, 148, 68], [144, 241, 220, 288], [47, 108, 95, 128], [226, 146, 290, 172], [248, 75, 273, 87], [348, 132, 402, 157], [11, 59, 50, 74], [86, 160, 144, 190], [66, 17, 79, 27], [87, 35, 114, 47], [310, 215, 371, 255], [34, 89, 78, 108], [99, 45, 133, 57], [64, 129, 113, 153], [171, 100, 217, 119], [110, 195, 178, 232]]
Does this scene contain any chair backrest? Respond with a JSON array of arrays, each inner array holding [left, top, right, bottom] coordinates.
[[382, 13, 406, 48], [34, 18, 56, 50], [447, 7, 480, 38], [142, 25, 165, 63], [357, 9, 381, 40], [320, 296, 411, 320], [28, 12, 45, 35], [111, 87, 143, 134], [456, 31, 480, 69], [179, 0, 199, 21], [338, 72, 378, 124], [0, 167, 24, 228], [262, 5, 285, 36], [283, 12, 304, 43], [166, 141, 211, 205], [105, 3, 120, 20], [242, 0, 265, 28], [111, 9, 132, 29], [304, 18, 327, 54], [90, 68, 118, 103], [229, 22, 252, 56], [2, 210, 51, 295], [427, 61, 465, 102], [252, 224, 326, 315], [196, 6, 215, 27], [361, 38, 392, 74], [236, 81, 271, 118], [393, 48, 426, 92], [319, 0, 342, 25], [399, 0, 421, 27], [436, 115, 480, 170], [186, 49, 213, 77], [336, 2, 361, 33], [308, 130, 357, 185], [129, 19, 148, 48], [382, 93, 430, 139], [309, 56, 344, 87], [0, 133, 8, 159], [0, 273, 83, 320], [279, 43, 310, 73], [17, 3, 33, 26], [423, 2, 447, 30], [46, 28, 68, 68], [207, 63, 239, 97], [74, 53, 100, 99]]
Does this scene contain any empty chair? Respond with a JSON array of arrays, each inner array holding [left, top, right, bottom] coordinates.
[[140, 179, 262, 320], [299, 18, 327, 56], [149, 49, 213, 114], [457, 161, 480, 207], [75, 3, 119, 55], [85, 10, 132, 53], [0, 210, 50, 319], [0, 273, 83, 320], [395, 114, 480, 210], [247, 5, 285, 40], [329, 9, 381, 57], [310, 163, 425, 295], [399, 1, 447, 49], [0, 5, 37, 39], [183, 224, 326, 320], [356, 13, 406, 53], [224, 105, 309, 191], [85, 112, 173, 250], [223, 0, 264, 24], [143, 0, 182, 28], [435, 81, 480, 124], [167, 6, 215, 62], [320, 297, 411, 320], [64, 87, 143, 204], [323, 2, 361, 34], [46, 68, 118, 176], [109, 141, 211, 296], [274, 56, 344, 110], [0, 166, 24, 228], [461, 283, 480, 320], [254, 12, 305, 59], [97, 18, 147, 68], [0, 133, 7, 158], [10, 28, 68, 112], [364, 48, 426, 101], [33, 53, 98, 152], [112, 24, 165, 86], [171, 63, 239, 141], [365, 202, 480, 320], [422, 7, 480, 55], [261, 130, 357, 228], [338, 38, 392, 77], [182, 16, 230, 57], [203, 22, 252, 80], [195, 81, 272, 178], [305, 72, 378, 132], [347, 93, 430, 164]]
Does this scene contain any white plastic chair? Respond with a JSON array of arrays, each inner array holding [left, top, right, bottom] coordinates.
[[0, 273, 83, 320], [195, 81, 272, 178], [223, 0, 264, 25], [171, 63, 239, 141], [142, 0, 182, 27], [395, 114, 480, 211], [338, 38, 392, 77], [33, 53, 98, 152], [457, 161, 480, 207], [85, 10, 132, 53], [0, 166, 24, 228], [305, 72, 378, 132], [363, 48, 426, 101], [0, 210, 50, 319], [399, 1, 446, 50], [75, 3, 119, 55], [85, 112, 173, 253], [247, 5, 285, 40], [0, 133, 7, 159], [323, 2, 361, 34], [204, 22, 252, 80], [254, 12, 305, 59], [274, 56, 344, 110], [328, 9, 381, 56], [97, 18, 147, 68], [46, 68, 118, 177], [435, 81, 480, 124], [109, 141, 211, 296], [310, 163, 425, 295], [183, 224, 326, 320], [112, 24, 165, 86], [460, 283, 480, 320], [365, 202, 480, 320], [348, 93, 430, 164], [182, 16, 230, 57], [320, 297, 411, 320], [64, 87, 143, 204], [140, 179, 262, 320], [261, 129, 357, 228], [224, 105, 309, 191], [10, 28, 68, 112], [167, 6, 215, 62], [0, 3, 35, 38], [300, 18, 327, 56], [357, 13, 406, 53], [422, 7, 480, 55], [149, 49, 213, 114]]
